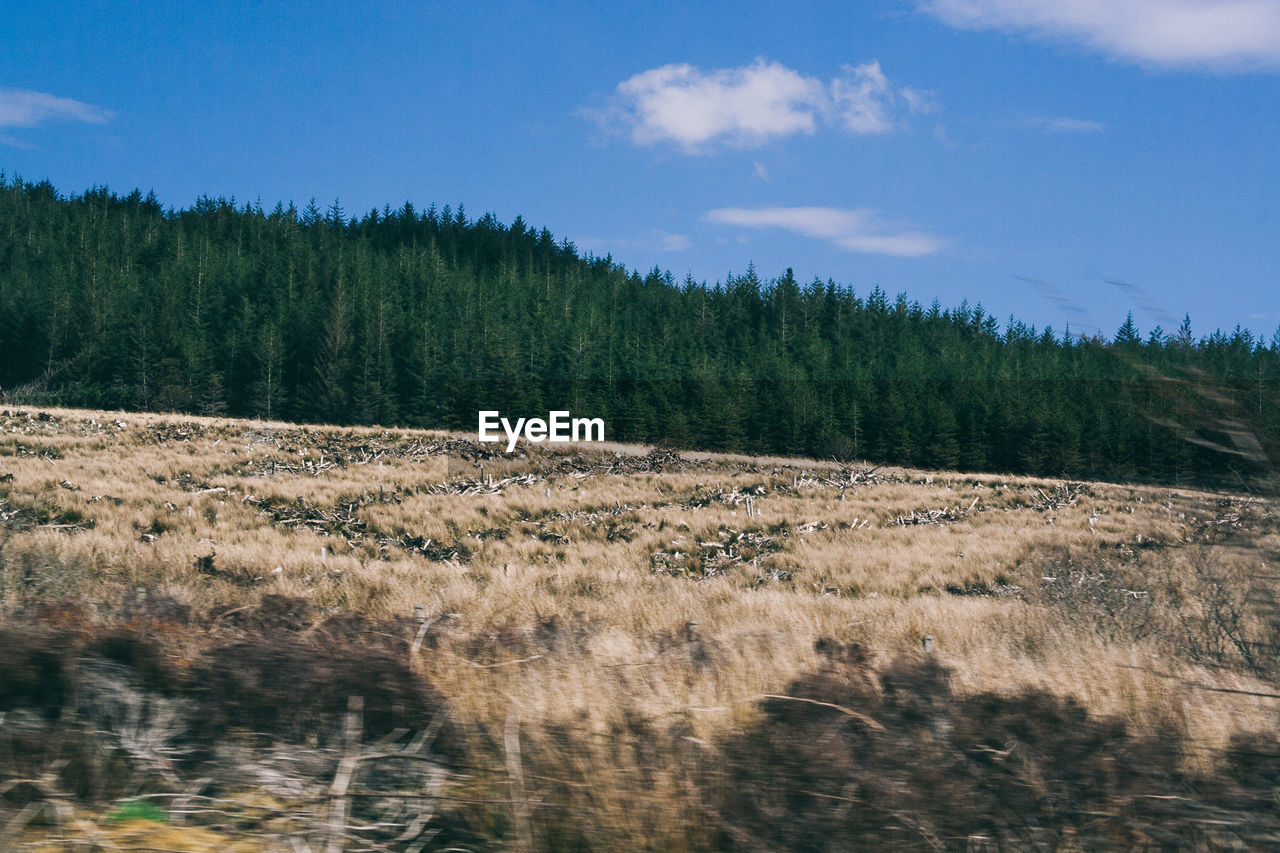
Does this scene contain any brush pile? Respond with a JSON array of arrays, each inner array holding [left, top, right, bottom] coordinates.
[[385, 533, 472, 564], [681, 483, 769, 510], [651, 526, 786, 579], [651, 520, 831, 580], [820, 464, 889, 488], [244, 494, 377, 544], [1030, 481, 1092, 511], [893, 496, 980, 526], [423, 472, 545, 496], [1187, 496, 1256, 543]]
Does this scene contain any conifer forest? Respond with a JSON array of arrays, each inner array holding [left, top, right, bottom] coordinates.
[[1, 175, 1275, 487]]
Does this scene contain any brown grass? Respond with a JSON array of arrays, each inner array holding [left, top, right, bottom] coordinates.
[[2, 406, 1278, 849]]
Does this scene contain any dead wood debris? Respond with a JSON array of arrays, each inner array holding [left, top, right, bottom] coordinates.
[[240, 493, 473, 564], [1186, 496, 1256, 543], [606, 447, 685, 473], [681, 484, 769, 510], [892, 496, 980, 527], [651, 520, 828, 581], [946, 582, 1024, 598], [1030, 482, 1092, 512], [818, 465, 889, 489], [244, 494, 377, 545], [785, 465, 891, 492], [536, 502, 646, 524], [520, 502, 652, 545], [2, 440, 62, 461], [652, 527, 785, 580], [545, 447, 688, 480], [150, 423, 215, 444], [146, 427, 524, 479], [1, 410, 130, 440], [421, 473, 544, 496], [387, 534, 472, 564], [0, 497, 94, 533]]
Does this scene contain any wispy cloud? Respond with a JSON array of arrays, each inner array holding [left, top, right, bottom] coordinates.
[[657, 231, 692, 252], [917, 0, 1280, 70], [830, 60, 896, 133], [705, 206, 946, 257], [1029, 116, 1105, 133], [576, 229, 693, 257], [899, 86, 939, 114], [589, 58, 927, 151], [0, 133, 37, 150], [0, 86, 113, 130]]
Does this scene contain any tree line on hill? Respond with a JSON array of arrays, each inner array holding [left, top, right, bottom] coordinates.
[[0, 174, 1275, 486]]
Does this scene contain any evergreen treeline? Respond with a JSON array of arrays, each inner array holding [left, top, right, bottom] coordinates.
[[1, 175, 1276, 486]]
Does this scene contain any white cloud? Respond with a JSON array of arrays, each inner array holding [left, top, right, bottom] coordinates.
[[900, 86, 939, 114], [0, 87, 113, 130], [705, 206, 947, 257], [0, 133, 36, 150], [615, 59, 821, 148], [753, 160, 770, 180], [830, 61, 894, 134], [576, 230, 693, 256], [657, 231, 692, 252], [918, 0, 1280, 69], [1030, 116, 1105, 132], [595, 57, 925, 150]]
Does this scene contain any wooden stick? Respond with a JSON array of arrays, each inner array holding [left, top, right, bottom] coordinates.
[[504, 712, 534, 851], [757, 694, 886, 731], [326, 695, 363, 853]]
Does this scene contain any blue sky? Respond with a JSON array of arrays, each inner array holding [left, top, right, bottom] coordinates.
[[3, 0, 1277, 340]]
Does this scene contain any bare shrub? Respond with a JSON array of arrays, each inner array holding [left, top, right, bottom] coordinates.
[[709, 647, 1279, 850], [1030, 545, 1161, 645], [190, 612, 450, 748], [1170, 545, 1280, 679], [0, 605, 456, 810]]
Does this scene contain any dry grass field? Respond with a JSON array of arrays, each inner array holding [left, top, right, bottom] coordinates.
[[2, 406, 1279, 850]]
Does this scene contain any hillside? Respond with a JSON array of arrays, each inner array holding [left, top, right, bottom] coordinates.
[[1, 176, 1277, 487], [3, 407, 1280, 848]]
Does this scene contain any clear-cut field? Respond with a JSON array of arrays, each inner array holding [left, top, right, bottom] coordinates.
[[2, 407, 1278, 849]]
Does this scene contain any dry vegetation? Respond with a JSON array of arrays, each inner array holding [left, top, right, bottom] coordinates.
[[2, 407, 1279, 850]]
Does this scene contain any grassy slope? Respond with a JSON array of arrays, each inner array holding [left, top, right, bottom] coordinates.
[[2, 406, 1278, 849]]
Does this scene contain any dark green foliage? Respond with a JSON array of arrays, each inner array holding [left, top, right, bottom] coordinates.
[[105, 799, 168, 823], [0, 175, 1276, 486]]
